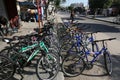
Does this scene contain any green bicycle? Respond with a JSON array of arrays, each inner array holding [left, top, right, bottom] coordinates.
[[0, 33, 60, 80]]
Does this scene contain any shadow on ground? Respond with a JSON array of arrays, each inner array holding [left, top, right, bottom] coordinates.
[[61, 17, 120, 33], [64, 54, 120, 80]]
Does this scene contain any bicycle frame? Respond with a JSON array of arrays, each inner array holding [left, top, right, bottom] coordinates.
[[67, 32, 97, 55], [85, 47, 107, 64], [84, 40, 108, 64], [19, 41, 49, 63]]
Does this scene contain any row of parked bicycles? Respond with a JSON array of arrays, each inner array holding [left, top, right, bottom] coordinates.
[[0, 19, 116, 80]]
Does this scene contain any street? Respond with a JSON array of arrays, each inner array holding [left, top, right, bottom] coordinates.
[[0, 12, 120, 80]]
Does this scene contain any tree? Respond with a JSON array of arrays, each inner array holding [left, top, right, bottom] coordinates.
[[104, 0, 113, 8], [112, 0, 120, 8], [44, 0, 66, 19], [89, 0, 113, 17], [113, 0, 120, 3]]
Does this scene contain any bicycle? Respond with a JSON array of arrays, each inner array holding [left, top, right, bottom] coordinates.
[[62, 38, 116, 77], [59, 28, 99, 61], [0, 29, 60, 80]]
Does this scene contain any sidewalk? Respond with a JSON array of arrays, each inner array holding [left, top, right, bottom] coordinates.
[[86, 15, 116, 23]]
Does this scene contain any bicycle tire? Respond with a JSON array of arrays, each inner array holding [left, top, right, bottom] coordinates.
[[59, 35, 72, 46], [36, 52, 60, 80], [0, 54, 15, 80], [56, 23, 65, 30], [62, 54, 85, 77], [0, 48, 13, 57], [104, 51, 112, 75], [57, 28, 67, 39], [59, 42, 72, 59], [0, 42, 21, 57]]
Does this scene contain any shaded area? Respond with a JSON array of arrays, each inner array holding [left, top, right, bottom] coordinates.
[[61, 17, 120, 33], [83, 54, 120, 80], [8, 55, 40, 80], [64, 54, 120, 80], [111, 54, 120, 80]]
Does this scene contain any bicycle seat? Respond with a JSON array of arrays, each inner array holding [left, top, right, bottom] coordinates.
[[2, 38, 13, 43], [13, 36, 25, 40]]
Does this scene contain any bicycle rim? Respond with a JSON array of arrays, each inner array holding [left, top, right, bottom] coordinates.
[[36, 53, 60, 80], [62, 54, 85, 77]]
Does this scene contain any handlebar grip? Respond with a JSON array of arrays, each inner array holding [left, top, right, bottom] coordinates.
[[108, 38, 116, 41]]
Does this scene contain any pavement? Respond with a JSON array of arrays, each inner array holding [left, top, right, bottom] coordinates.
[[86, 15, 118, 24]]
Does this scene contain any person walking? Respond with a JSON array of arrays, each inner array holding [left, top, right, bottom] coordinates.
[[70, 9, 75, 24], [0, 16, 8, 36]]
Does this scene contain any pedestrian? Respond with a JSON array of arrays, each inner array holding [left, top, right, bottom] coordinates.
[[0, 16, 8, 36], [70, 9, 75, 24]]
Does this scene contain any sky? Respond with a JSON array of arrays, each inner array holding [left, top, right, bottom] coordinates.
[[61, 0, 88, 7]]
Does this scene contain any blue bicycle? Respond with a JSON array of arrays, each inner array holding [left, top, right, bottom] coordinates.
[[62, 38, 116, 77], [59, 30, 99, 60]]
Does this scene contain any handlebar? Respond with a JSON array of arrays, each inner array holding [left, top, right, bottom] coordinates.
[[94, 38, 116, 42]]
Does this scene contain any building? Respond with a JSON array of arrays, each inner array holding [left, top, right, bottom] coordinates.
[[0, 0, 18, 21]]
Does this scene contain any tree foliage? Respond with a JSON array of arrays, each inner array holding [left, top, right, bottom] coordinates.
[[113, 0, 120, 3], [112, 0, 120, 8], [89, 0, 113, 9]]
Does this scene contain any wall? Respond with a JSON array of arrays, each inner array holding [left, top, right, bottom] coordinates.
[[0, 0, 8, 19]]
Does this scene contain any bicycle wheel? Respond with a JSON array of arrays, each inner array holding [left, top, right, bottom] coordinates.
[[0, 46, 19, 57], [62, 54, 85, 77], [59, 42, 72, 59], [0, 48, 12, 57], [57, 28, 67, 40], [104, 51, 112, 75], [56, 23, 65, 30], [59, 35, 72, 46], [0, 54, 15, 80], [36, 52, 60, 80]]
